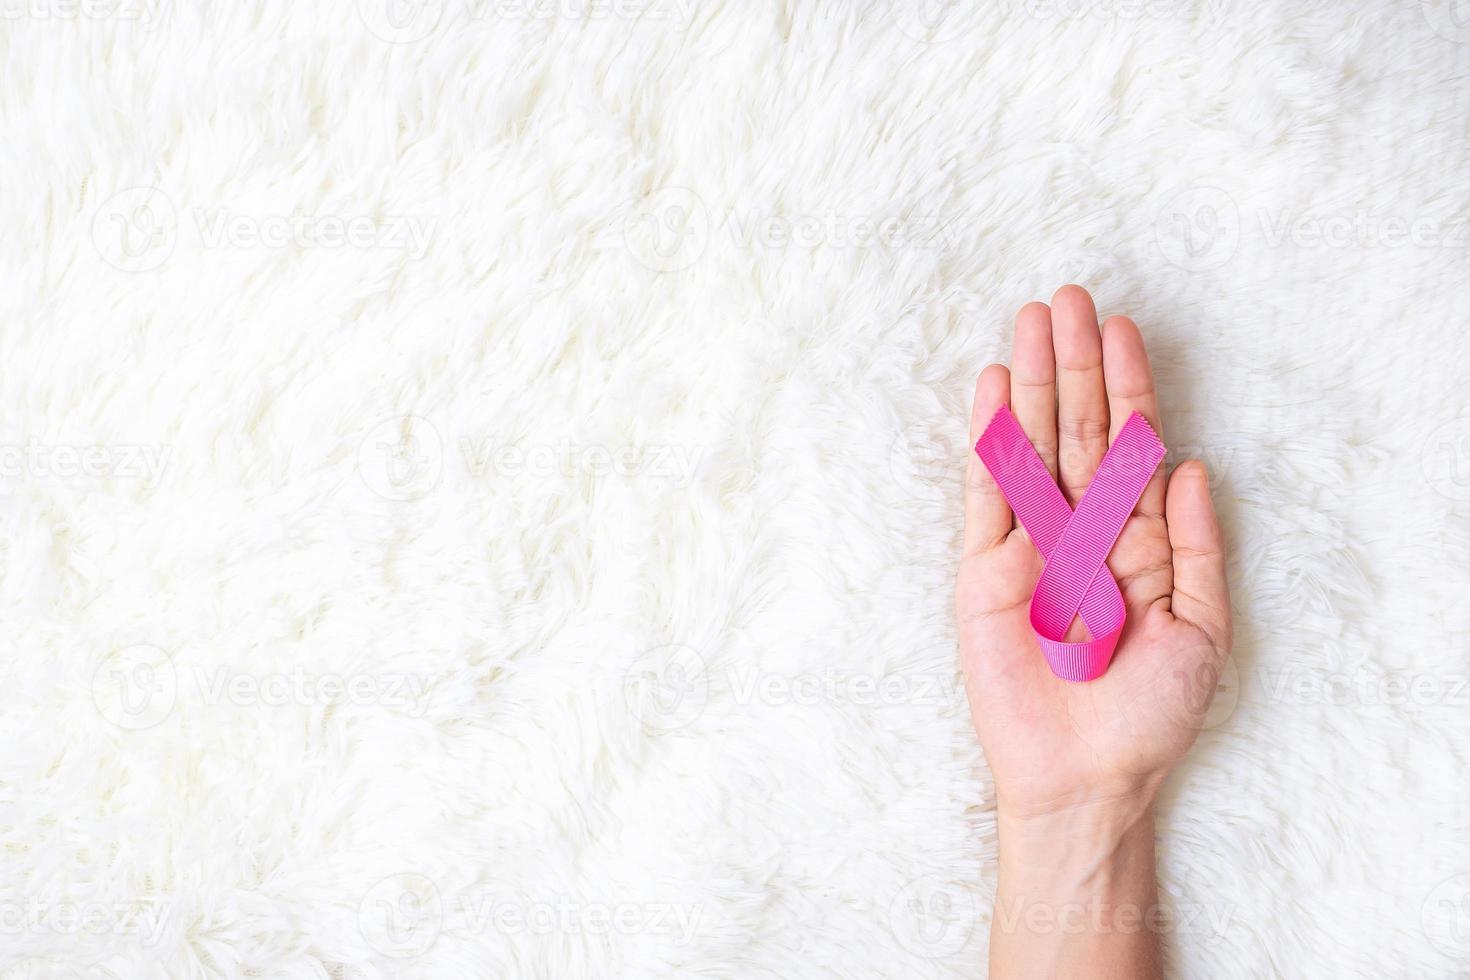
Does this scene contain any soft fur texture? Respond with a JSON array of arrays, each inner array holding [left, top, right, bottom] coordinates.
[[2, 1, 1467, 977]]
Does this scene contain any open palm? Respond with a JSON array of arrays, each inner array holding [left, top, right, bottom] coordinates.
[[956, 286, 1232, 817]]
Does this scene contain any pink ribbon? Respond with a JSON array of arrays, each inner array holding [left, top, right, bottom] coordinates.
[[974, 406, 1166, 682]]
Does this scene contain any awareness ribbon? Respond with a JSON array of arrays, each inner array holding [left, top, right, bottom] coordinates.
[[974, 406, 1166, 682]]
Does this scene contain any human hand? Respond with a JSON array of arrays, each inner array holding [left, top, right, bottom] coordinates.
[[956, 285, 1232, 823]]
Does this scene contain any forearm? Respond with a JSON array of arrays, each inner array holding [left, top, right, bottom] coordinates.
[[990, 796, 1163, 980]]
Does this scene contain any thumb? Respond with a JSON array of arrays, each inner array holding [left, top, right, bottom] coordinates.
[[1165, 461, 1231, 653]]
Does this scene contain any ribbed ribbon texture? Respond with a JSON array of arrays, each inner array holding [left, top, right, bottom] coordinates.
[[974, 406, 1167, 682]]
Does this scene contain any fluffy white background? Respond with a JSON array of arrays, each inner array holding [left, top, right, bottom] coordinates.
[[1, 0, 1467, 977]]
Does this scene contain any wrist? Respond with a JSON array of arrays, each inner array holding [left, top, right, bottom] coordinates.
[[994, 769, 1166, 834], [996, 790, 1158, 886], [990, 797, 1164, 980]]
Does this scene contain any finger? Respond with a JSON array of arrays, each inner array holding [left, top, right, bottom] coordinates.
[[1052, 285, 1109, 505], [963, 364, 1013, 556], [1101, 315, 1166, 521], [1165, 461, 1232, 652], [1010, 302, 1058, 480]]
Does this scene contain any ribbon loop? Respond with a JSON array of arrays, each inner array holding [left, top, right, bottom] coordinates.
[[974, 406, 1166, 682]]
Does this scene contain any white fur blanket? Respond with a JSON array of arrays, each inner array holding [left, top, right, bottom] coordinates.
[[2, 1, 1466, 977]]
